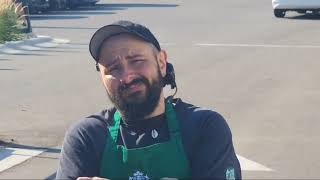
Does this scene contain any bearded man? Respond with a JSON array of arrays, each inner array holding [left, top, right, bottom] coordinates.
[[56, 20, 242, 180]]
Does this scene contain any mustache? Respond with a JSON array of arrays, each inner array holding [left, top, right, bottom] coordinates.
[[119, 76, 149, 92]]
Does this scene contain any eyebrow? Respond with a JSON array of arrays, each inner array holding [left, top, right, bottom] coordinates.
[[103, 54, 145, 67], [125, 54, 144, 59]]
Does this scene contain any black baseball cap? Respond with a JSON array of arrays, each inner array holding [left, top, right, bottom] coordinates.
[[89, 20, 161, 62]]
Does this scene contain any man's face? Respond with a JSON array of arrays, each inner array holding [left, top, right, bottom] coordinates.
[[98, 34, 167, 120]]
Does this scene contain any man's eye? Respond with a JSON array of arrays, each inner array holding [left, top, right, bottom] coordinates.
[[132, 59, 144, 64]]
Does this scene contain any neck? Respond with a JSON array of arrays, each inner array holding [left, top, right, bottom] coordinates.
[[143, 94, 165, 119]]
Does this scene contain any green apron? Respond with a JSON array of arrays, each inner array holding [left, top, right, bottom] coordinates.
[[100, 102, 191, 179]]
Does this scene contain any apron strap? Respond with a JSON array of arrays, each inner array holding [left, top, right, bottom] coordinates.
[[109, 110, 121, 144], [165, 102, 180, 134], [111, 101, 180, 141]]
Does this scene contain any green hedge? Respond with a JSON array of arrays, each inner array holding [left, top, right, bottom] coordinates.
[[0, 6, 23, 43]]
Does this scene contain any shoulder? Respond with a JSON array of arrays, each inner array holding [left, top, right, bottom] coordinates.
[[62, 107, 117, 156], [172, 99, 241, 179], [172, 98, 232, 152], [173, 98, 229, 132], [66, 107, 116, 140], [57, 108, 117, 179]]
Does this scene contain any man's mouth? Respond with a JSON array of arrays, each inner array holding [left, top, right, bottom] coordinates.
[[122, 82, 145, 96], [127, 83, 143, 93]]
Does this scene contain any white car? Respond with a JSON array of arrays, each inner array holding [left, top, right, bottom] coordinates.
[[272, 0, 320, 17]]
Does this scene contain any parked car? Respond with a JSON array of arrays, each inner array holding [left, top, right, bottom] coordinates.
[[27, 0, 50, 13], [67, 0, 99, 8], [272, 0, 320, 18], [49, 0, 67, 10], [79, 0, 99, 6], [66, 0, 80, 9], [48, 0, 99, 10]]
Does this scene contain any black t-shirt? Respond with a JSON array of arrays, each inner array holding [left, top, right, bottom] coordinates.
[[56, 98, 242, 179], [118, 113, 170, 149]]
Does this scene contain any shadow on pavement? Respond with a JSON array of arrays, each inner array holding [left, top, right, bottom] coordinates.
[[31, 3, 178, 20], [46, 10, 116, 15], [32, 26, 99, 30], [0, 68, 18, 71], [45, 172, 57, 180], [0, 148, 15, 161], [97, 3, 179, 8], [76, 3, 179, 11], [30, 15, 88, 20], [0, 141, 61, 153], [0, 51, 49, 56], [0, 58, 11, 61], [287, 13, 320, 20]]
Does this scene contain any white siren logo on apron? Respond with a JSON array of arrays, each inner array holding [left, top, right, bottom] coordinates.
[[151, 129, 158, 138], [225, 167, 235, 180], [129, 171, 149, 180]]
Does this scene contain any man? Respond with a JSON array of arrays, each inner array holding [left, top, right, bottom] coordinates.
[[56, 20, 241, 180]]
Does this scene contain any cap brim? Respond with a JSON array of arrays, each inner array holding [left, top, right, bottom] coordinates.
[[89, 25, 131, 62]]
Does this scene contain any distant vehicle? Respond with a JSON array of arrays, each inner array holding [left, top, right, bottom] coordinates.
[[68, 0, 99, 8], [49, 0, 99, 9], [26, 0, 50, 13], [49, 0, 67, 10], [80, 0, 99, 6], [272, 0, 320, 18]]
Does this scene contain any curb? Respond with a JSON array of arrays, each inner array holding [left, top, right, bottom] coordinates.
[[0, 35, 70, 55]]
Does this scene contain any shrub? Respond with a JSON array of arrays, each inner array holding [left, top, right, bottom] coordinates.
[[0, 0, 24, 43]]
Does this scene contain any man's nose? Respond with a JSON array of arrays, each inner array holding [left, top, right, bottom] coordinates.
[[119, 74, 137, 85], [118, 65, 137, 85]]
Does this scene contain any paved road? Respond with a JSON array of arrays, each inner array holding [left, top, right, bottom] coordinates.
[[1, 0, 320, 179]]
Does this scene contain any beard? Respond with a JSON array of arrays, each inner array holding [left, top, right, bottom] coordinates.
[[107, 67, 163, 121]]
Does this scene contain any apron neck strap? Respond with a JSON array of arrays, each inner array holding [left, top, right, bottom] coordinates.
[[111, 102, 179, 141], [109, 110, 121, 143], [165, 102, 179, 133]]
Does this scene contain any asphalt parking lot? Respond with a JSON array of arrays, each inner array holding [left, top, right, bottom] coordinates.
[[1, 0, 320, 179]]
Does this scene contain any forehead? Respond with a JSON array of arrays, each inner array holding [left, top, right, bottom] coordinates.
[[99, 34, 156, 58]]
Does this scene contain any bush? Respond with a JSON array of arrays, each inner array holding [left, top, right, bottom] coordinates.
[[0, 0, 24, 43]]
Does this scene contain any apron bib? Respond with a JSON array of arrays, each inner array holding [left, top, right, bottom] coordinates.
[[100, 102, 191, 179]]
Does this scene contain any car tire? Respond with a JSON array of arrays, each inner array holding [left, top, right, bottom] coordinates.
[[274, 9, 285, 18], [297, 10, 307, 14]]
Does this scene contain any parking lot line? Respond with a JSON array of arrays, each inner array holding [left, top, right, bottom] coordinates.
[[195, 43, 320, 49], [237, 154, 273, 172], [0, 146, 44, 173]]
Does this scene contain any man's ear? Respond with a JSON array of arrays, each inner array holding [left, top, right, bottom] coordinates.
[[158, 50, 167, 77]]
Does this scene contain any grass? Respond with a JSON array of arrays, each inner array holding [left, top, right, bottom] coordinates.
[[0, 0, 25, 43]]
